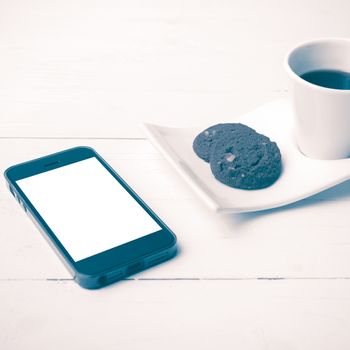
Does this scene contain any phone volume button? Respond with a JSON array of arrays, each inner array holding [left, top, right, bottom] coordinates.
[[19, 200, 27, 212], [9, 186, 15, 197]]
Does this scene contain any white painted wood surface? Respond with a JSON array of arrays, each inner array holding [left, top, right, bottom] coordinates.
[[1, 1, 350, 349]]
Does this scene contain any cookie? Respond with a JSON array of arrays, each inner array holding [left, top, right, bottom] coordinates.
[[209, 132, 282, 190], [192, 123, 255, 162]]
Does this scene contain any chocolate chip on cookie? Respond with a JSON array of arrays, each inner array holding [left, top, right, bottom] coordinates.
[[192, 123, 255, 162], [209, 132, 282, 190]]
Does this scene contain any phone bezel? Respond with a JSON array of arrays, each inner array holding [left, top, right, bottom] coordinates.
[[4, 146, 176, 277]]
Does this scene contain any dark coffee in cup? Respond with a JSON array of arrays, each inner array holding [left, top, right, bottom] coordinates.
[[300, 69, 350, 90]]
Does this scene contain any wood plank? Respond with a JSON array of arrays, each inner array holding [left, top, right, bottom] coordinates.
[[1, 0, 350, 137], [0, 92, 286, 138], [1, 138, 350, 280], [1, 279, 350, 350], [1, 2, 350, 347]]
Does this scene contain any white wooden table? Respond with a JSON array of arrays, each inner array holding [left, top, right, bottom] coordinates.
[[1, 1, 350, 349]]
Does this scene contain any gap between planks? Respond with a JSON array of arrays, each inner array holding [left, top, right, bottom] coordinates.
[[2, 277, 350, 282], [0, 136, 147, 140]]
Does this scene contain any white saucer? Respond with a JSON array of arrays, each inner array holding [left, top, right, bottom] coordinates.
[[142, 99, 350, 213]]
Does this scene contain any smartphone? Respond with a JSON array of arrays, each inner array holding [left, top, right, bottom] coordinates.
[[4, 146, 177, 289]]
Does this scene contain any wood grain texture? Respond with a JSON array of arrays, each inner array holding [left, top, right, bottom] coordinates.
[[1, 139, 350, 281], [1, 0, 350, 137], [1, 279, 350, 350], [1, 1, 350, 349]]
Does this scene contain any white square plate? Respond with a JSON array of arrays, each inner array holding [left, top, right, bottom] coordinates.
[[142, 99, 350, 213]]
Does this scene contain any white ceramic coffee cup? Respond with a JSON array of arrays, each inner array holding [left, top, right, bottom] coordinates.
[[285, 38, 350, 159]]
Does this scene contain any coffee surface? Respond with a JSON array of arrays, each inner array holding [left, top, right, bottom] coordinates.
[[300, 69, 350, 90]]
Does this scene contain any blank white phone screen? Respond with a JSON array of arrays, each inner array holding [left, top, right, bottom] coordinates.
[[16, 157, 161, 262]]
